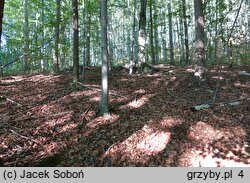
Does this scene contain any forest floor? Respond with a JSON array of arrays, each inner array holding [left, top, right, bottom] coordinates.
[[0, 65, 249, 167]]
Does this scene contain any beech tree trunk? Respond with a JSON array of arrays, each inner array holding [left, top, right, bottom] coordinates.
[[99, 0, 109, 116], [0, 0, 5, 45], [137, 0, 147, 72], [54, 0, 61, 72], [129, 0, 137, 75], [23, 0, 30, 73], [153, 3, 159, 64], [168, 2, 174, 65], [149, 1, 156, 65], [194, 0, 206, 78], [182, 0, 190, 65], [72, 0, 79, 81]]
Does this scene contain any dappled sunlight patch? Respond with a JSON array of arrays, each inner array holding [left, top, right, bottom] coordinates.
[[105, 125, 170, 164], [119, 94, 154, 110], [179, 146, 250, 167], [25, 74, 62, 82], [38, 141, 65, 157], [90, 96, 101, 102], [59, 123, 78, 133], [212, 76, 224, 80], [136, 132, 170, 155], [86, 114, 120, 129], [0, 75, 25, 83], [188, 121, 223, 142], [233, 81, 250, 88], [134, 89, 146, 94], [186, 68, 195, 73], [159, 117, 182, 129], [222, 126, 247, 138]]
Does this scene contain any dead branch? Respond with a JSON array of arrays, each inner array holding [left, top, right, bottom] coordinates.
[[239, 72, 250, 76], [10, 129, 39, 144], [191, 98, 247, 111], [14, 111, 70, 122], [0, 96, 22, 107]]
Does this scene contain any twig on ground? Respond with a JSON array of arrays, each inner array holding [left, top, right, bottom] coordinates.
[[10, 129, 39, 144], [14, 111, 70, 122], [0, 96, 23, 107]]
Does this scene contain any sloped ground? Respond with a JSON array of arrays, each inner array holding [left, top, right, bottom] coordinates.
[[0, 65, 249, 167]]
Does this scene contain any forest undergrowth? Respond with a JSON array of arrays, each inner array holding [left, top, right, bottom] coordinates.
[[0, 65, 249, 167]]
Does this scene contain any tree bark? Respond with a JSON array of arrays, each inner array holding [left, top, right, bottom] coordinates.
[[194, 0, 206, 78], [161, 0, 167, 64], [54, 0, 61, 72], [86, 15, 91, 66], [182, 0, 190, 65], [153, 3, 159, 64], [149, 1, 156, 65], [0, 0, 5, 45], [72, 0, 79, 81], [40, 0, 45, 71], [23, 0, 30, 73], [138, 0, 147, 72], [129, 0, 137, 75], [168, 2, 174, 65], [99, 0, 109, 116]]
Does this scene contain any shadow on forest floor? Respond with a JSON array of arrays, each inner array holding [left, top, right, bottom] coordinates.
[[0, 65, 249, 167]]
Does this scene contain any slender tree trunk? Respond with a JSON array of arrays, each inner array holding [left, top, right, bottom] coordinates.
[[23, 0, 30, 73], [0, 0, 5, 45], [108, 13, 114, 70], [129, 0, 137, 75], [99, 0, 109, 116], [227, 0, 244, 68], [161, 0, 167, 64], [54, 0, 61, 72], [182, 0, 190, 65], [86, 15, 91, 66], [72, 0, 79, 81], [40, 0, 45, 71], [179, 14, 185, 65], [194, 0, 206, 78], [81, 0, 86, 77], [153, 3, 159, 64], [213, 0, 218, 64], [168, 2, 174, 65], [149, 1, 156, 65], [138, 0, 147, 72]]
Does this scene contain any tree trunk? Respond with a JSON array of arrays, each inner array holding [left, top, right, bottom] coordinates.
[[168, 2, 174, 65], [85, 15, 91, 66], [194, 0, 206, 78], [81, 0, 86, 77], [72, 0, 79, 81], [99, 0, 109, 116], [40, 0, 45, 71], [161, 0, 167, 64], [23, 0, 30, 73], [149, 1, 156, 65], [138, 0, 147, 72], [182, 0, 190, 65], [0, 0, 5, 45], [108, 13, 114, 69], [54, 0, 61, 72], [129, 0, 137, 75], [153, 3, 159, 64]]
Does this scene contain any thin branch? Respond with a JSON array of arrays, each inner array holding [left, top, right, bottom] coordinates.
[[0, 96, 22, 107], [14, 111, 70, 122], [10, 129, 39, 144]]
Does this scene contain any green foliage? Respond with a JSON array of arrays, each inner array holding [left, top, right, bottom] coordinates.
[[1, 0, 249, 75]]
